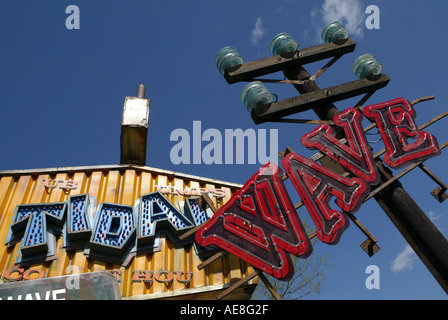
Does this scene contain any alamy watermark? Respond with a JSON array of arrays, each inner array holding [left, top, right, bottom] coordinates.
[[64, 4, 380, 31], [170, 121, 278, 169]]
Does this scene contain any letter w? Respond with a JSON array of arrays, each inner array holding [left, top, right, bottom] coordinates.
[[196, 163, 312, 280]]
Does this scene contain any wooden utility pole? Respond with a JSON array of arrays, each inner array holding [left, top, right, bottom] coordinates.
[[224, 38, 448, 294], [283, 61, 448, 295]]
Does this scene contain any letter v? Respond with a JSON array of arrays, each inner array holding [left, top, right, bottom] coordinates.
[[301, 108, 380, 186]]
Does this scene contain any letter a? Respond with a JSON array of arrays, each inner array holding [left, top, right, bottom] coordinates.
[[65, 5, 80, 30], [282, 152, 370, 245]]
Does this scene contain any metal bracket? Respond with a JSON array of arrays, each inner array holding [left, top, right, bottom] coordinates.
[[431, 187, 448, 203], [216, 270, 260, 300], [360, 238, 381, 257], [418, 164, 448, 203], [178, 193, 217, 241], [215, 268, 282, 300], [347, 213, 381, 257]]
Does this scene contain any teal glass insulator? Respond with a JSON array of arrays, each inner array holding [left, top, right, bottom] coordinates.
[[352, 54, 382, 78], [269, 33, 299, 56], [240, 81, 273, 112], [214, 46, 243, 76], [321, 21, 349, 43]]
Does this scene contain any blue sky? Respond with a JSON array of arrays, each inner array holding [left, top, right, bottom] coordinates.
[[0, 0, 448, 300]]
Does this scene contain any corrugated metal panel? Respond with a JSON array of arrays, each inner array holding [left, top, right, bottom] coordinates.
[[0, 165, 256, 300]]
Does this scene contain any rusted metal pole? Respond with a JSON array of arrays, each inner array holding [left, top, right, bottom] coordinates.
[[137, 84, 146, 98], [283, 64, 448, 294]]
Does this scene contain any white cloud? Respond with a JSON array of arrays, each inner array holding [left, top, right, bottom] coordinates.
[[428, 210, 444, 232], [251, 17, 265, 46], [311, 0, 365, 41], [391, 212, 443, 273], [391, 245, 417, 273], [428, 210, 441, 222]]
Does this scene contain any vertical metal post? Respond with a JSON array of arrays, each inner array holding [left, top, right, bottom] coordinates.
[[283, 65, 448, 294], [137, 84, 146, 98]]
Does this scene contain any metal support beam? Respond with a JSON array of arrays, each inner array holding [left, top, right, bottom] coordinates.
[[215, 268, 282, 300], [178, 193, 217, 241], [216, 270, 260, 300], [251, 74, 390, 124], [224, 38, 356, 84]]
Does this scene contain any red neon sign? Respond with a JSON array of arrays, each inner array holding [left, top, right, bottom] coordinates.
[[195, 98, 441, 280]]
